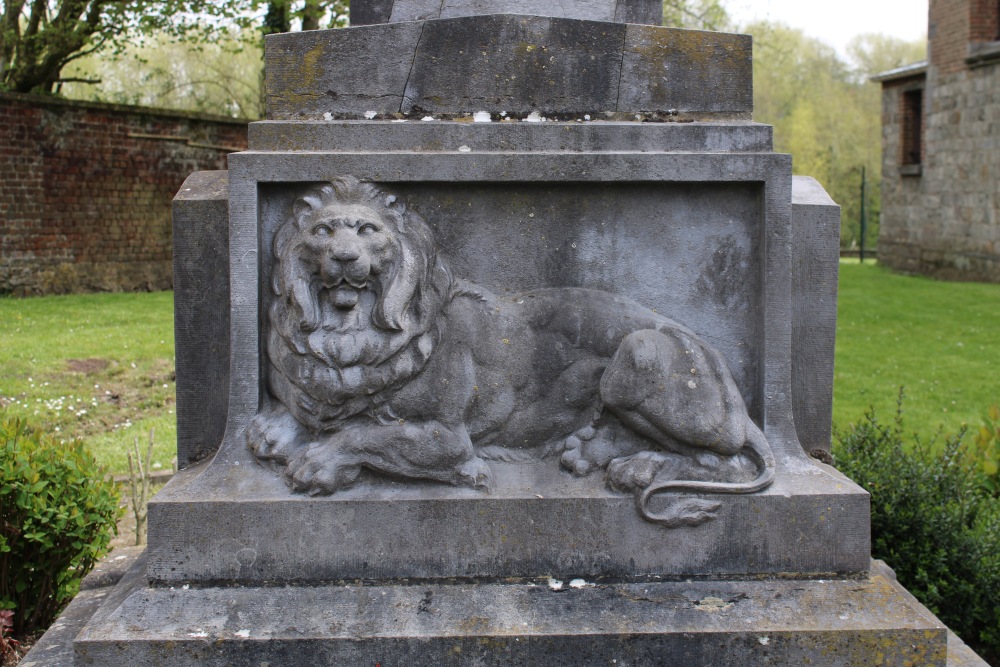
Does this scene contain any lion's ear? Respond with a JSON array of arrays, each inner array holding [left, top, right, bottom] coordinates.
[[293, 185, 333, 222]]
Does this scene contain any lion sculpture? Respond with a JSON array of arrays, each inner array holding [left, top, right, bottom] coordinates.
[[247, 177, 775, 527]]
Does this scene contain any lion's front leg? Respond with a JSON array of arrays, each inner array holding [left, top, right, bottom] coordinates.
[[246, 405, 309, 465], [285, 420, 493, 495]]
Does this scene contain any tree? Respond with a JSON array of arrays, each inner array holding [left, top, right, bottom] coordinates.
[[260, 0, 348, 35], [0, 0, 256, 94], [746, 23, 925, 249], [662, 0, 730, 31], [60, 30, 267, 118], [846, 33, 927, 81]]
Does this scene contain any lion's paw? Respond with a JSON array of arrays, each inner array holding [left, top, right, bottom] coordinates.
[[246, 408, 306, 464], [456, 456, 494, 492], [285, 442, 361, 496], [560, 422, 644, 477], [606, 451, 670, 492]]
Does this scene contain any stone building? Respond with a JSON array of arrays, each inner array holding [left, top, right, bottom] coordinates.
[[875, 0, 1000, 281]]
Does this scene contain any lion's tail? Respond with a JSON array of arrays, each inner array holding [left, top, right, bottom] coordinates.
[[636, 421, 776, 526]]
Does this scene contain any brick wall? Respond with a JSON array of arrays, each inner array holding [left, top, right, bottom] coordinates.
[[0, 93, 247, 295], [930, 0, 970, 74], [969, 0, 1000, 42]]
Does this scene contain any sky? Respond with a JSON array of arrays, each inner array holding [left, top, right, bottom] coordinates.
[[726, 0, 929, 57]]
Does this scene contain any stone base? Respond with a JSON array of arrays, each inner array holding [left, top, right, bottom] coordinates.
[[147, 459, 870, 583], [75, 558, 948, 666]]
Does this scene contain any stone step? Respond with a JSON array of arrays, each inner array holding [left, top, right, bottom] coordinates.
[[75, 558, 947, 666]]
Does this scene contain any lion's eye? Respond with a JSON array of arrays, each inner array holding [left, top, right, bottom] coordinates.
[[313, 224, 332, 236], [358, 223, 379, 236]]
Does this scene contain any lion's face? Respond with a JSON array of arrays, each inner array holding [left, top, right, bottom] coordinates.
[[267, 179, 450, 417], [294, 202, 396, 319]]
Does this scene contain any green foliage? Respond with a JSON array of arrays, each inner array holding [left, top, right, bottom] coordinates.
[[662, 0, 730, 31], [747, 22, 926, 249], [0, 413, 120, 637], [0, 0, 263, 94], [833, 262, 1000, 439], [835, 398, 1000, 663], [970, 405, 1000, 496], [61, 31, 266, 119]]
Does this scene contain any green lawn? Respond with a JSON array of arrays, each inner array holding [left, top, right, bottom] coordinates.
[[834, 261, 1000, 438], [0, 292, 177, 475], [1, 265, 998, 474]]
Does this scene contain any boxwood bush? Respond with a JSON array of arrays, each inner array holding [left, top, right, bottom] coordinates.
[[0, 414, 119, 637], [834, 398, 1000, 665]]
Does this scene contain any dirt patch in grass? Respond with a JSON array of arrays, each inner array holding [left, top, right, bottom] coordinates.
[[65, 358, 110, 374]]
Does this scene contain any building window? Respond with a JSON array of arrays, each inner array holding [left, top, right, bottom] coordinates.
[[901, 88, 923, 167]]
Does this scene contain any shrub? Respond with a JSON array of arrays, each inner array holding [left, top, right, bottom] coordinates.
[[970, 404, 1000, 497], [0, 413, 120, 637], [834, 396, 1000, 664]]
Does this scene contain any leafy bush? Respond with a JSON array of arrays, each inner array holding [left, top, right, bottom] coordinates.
[[834, 397, 1000, 664], [970, 405, 1000, 497], [0, 414, 120, 637]]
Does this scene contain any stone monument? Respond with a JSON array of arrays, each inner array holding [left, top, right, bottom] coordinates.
[[73, 1, 952, 664]]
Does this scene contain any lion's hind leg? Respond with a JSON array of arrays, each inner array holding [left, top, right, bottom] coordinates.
[[599, 328, 749, 457], [246, 405, 309, 465]]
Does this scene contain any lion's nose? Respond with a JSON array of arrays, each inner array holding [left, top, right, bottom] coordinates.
[[330, 235, 361, 262]]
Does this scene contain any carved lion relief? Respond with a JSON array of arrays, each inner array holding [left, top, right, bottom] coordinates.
[[246, 177, 774, 527]]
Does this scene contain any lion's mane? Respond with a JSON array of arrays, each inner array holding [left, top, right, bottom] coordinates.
[[267, 177, 452, 428]]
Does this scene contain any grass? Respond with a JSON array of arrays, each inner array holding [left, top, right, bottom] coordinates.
[[834, 261, 1000, 438], [0, 292, 176, 475], [0, 264, 998, 474]]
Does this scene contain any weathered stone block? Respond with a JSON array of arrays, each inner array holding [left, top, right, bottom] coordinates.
[[264, 17, 752, 120], [619, 25, 753, 114], [172, 171, 231, 469], [791, 176, 840, 454], [75, 559, 948, 667], [400, 15, 626, 115], [265, 22, 424, 118], [350, 0, 664, 25], [147, 460, 869, 583]]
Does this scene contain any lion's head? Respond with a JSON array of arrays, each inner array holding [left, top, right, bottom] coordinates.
[[267, 178, 450, 423]]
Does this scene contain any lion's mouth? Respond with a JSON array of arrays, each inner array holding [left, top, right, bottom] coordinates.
[[324, 281, 368, 309]]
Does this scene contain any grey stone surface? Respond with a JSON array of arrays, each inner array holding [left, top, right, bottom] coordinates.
[[265, 21, 424, 118], [247, 119, 775, 153], [791, 175, 840, 454], [140, 146, 843, 587], [75, 558, 949, 667], [620, 25, 753, 114], [349, 0, 393, 24], [172, 171, 230, 469], [147, 460, 868, 583], [223, 149, 802, 462], [29, 553, 990, 666], [264, 17, 752, 120], [248, 177, 775, 528], [400, 15, 626, 115], [351, 0, 664, 25]]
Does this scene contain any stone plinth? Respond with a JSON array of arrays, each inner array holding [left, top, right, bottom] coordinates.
[[148, 460, 868, 584], [75, 559, 947, 667]]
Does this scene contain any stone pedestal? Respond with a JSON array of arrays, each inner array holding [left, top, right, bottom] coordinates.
[[69, 3, 963, 665]]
